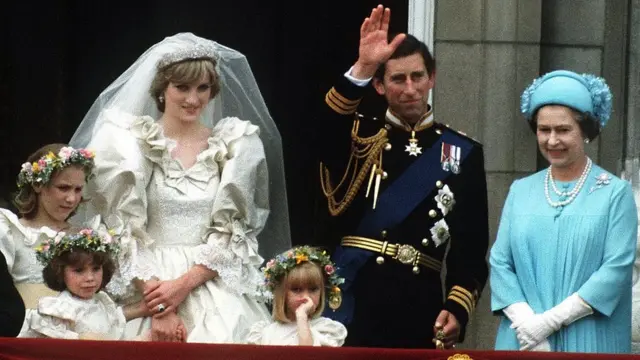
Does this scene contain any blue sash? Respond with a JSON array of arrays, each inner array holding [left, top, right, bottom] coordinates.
[[326, 130, 473, 323]]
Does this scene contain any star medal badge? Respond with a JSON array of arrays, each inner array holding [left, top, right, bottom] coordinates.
[[405, 130, 422, 156]]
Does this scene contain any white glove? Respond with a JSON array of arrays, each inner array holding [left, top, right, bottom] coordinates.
[[512, 313, 554, 350], [503, 302, 551, 350], [503, 302, 535, 326], [543, 293, 593, 328], [514, 294, 592, 351]]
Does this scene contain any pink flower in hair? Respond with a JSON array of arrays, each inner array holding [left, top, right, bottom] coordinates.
[[58, 147, 74, 160], [324, 264, 335, 275], [79, 229, 93, 236], [78, 149, 94, 158]]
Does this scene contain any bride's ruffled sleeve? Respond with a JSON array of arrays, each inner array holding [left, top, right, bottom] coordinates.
[[84, 109, 159, 298], [193, 117, 270, 296]]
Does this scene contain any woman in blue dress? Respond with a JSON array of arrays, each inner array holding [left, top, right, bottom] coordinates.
[[490, 70, 637, 353]]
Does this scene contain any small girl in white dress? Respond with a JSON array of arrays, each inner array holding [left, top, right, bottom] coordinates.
[[20, 228, 160, 340], [247, 246, 347, 346]]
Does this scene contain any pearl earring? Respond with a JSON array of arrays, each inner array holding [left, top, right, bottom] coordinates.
[[159, 95, 165, 103], [584, 138, 590, 144]]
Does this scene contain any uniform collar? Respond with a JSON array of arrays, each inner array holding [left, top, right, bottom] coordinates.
[[385, 108, 434, 132]]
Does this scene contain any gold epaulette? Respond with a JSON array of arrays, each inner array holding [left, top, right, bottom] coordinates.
[[320, 117, 388, 216], [325, 87, 361, 115]]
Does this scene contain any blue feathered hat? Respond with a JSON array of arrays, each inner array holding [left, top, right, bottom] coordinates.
[[520, 70, 612, 129]]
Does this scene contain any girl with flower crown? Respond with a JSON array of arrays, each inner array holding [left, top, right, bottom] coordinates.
[[247, 246, 347, 346], [19, 228, 162, 340], [490, 70, 637, 353], [0, 143, 96, 336]]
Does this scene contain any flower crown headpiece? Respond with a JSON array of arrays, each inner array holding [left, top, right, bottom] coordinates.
[[17, 147, 95, 189], [35, 228, 120, 267], [260, 246, 345, 310], [520, 70, 612, 128], [156, 43, 219, 69]]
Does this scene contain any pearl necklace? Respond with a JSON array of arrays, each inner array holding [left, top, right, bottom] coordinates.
[[544, 157, 592, 208], [549, 157, 593, 196]]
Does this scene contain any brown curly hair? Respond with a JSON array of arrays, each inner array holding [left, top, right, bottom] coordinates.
[[42, 248, 116, 292], [12, 143, 89, 219]]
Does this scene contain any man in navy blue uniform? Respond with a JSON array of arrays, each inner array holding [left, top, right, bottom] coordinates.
[[316, 5, 489, 349]]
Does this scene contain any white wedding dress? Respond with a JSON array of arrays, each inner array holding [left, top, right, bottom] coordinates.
[[84, 109, 270, 343]]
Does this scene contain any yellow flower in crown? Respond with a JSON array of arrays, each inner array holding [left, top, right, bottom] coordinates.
[[295, 253, 309, 264], [17, 146, 96, 189], [259, 246, 345, 309]]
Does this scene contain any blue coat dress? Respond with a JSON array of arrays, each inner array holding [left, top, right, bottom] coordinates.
[[490, 164, 637, 353]]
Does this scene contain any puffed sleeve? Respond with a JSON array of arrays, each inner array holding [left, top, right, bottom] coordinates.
[[577, 180, 638, 316], [192, 117, 269, 296], [83, 109, 159, 298], [26, 295, 80, 339], [246, 320, 270, 345], [309, 317, 348, 347]]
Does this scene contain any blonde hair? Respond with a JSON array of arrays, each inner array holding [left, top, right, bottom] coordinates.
[[149, 58, 220, 112], [272, 261, 326, 323]]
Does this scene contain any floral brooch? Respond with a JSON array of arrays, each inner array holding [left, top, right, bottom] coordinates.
[[589, 172, 611, 194]]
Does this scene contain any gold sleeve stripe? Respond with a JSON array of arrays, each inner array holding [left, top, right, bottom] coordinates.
[[327, 91, 359, 110], [328, 87, 360, 106], [325, 93, 357, 115], [326, 94, 356, 112], [450, 289, 474, 311], [447, 294, 472, 315], [452, 286, 475, 303], [325, 91, 360, 115]]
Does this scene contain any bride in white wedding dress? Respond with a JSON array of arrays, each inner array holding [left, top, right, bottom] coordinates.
[[70, 32, 291, 343]]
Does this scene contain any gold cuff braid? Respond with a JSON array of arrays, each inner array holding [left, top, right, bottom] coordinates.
[[447, 285, 478, 316]]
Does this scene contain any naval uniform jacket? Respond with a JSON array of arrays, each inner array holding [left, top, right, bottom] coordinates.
[[315, 75, 489, 348]]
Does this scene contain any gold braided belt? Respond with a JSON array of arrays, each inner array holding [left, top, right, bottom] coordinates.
[[341, 236, 442, 274]]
